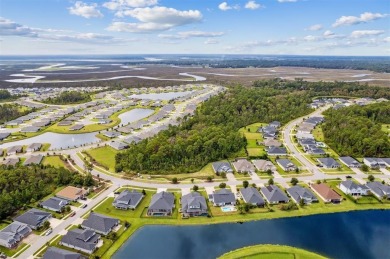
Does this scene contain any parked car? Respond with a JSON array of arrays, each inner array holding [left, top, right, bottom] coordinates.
[[81, 204, 87, 208], [70, 212, 76, 217], [45, 228, 53, 236]]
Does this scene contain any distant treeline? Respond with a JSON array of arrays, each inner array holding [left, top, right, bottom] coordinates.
[[43, 91, 92, 104], [0, 104, 31, 124], [322, 102, 390, 158]]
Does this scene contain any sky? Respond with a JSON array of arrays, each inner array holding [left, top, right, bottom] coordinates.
[[0, 0, 389, 55]]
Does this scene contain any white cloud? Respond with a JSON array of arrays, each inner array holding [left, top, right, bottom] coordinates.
[[0, 17, 37, 37], [306, 24, 323, 31], [384, 37, 390, 43], [277, 0, 297, 2], [350, 30, 385, 38], [218, 2, 239, 11], [107, 6, 202, 33], [304, 35, 322, 42], [68, 1, 103, 19], [245, 1, 262, 10], [158, 31, 224, 40], [103, 0, 158, 10], [332, 12, 388, 27], [204, 39, 219, 44], [323, 30, 334, 37]]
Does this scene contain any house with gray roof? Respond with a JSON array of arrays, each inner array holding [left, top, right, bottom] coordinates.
[[2, 157, 19, 167], [181, 192, 208, 217], [365, 181, 390, 199], [0, 222, 31, 248], [32, 121, 51, 127], [260, 185, 289, 204], [23, 154, 44, 166], [240, 187, 265, 207], [232, 159, 255, 174], [43, 247, 85, 259], [6, 145, 23, 155], [14, 209, 52, 230], [339, 157, 361, 168], [209, 189, 236, 207], [317, 157, 341, 169], [276, 159, 297, 172], [0, 132, 10, 141], [40, 197, 69, 213], [263, 139, 282, 147], [363, 158, 390, 169], [103, 131, 121, 138], [26, 143, 42, 152], [20, 126, 41, 133], [59, 229, 100, 254], [58, 120, 72, 126], [112, 190, 144, 210], [109, 141, 128, 150], [147, 192, 175, 216], [267, 146, 287, 156], [81, 213, 119, 236], [339, 180, 369, 196], [212, 161, 233, 174], [69, 124, 84, 131], [252, 159, 276, 172], [123, 136, 142, 144], [286, 186, 318, 204], [269, 121, 281, 128]]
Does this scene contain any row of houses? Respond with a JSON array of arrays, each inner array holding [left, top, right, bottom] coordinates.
[[339, 180, 390, 199], [1, 154, 44, 167], [212, 159, 278, 175], [1, 143, 42, 156]]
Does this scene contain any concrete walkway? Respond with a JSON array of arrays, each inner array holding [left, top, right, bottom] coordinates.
[[181, 187, 191, 195]]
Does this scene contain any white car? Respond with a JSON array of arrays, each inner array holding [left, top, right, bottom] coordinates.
[[45, 228, 53, 236]]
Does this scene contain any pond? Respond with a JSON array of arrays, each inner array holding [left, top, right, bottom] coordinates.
[[118, 108, 154, 125], [113, 210, 390, 259], [129, 91, 193, 100], [0, 132, 100, 150]]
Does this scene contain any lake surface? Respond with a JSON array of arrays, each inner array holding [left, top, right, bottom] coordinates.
[[130, 91, 193, 100], [113, 210, 390, 259], [0, 132, 100, 150], [118, 108, 154, 125]]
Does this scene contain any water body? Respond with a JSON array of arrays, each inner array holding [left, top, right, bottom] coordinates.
[[130, 91, 193, 101], [0, 132, 99, 150], [114, 210, 390, 259], [118, 108, 154, 125]]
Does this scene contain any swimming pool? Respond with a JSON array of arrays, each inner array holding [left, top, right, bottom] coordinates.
[[221, 206, 237, 212]]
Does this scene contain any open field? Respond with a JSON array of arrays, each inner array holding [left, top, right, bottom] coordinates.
[[86, 146, 118, 172]]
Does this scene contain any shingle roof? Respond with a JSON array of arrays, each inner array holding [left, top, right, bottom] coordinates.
[[23, 154, 44, 166], [40, 197, 68, 211], [260, 185, 289, 203], [81, 213, 119, 234], [0, 222, 31, 247], [232, 159, 255, 172], [149, 192, 175, 211], [14, 209, 51, 228], [317, 157, 340, 168], [240, 187, 264, 205], [311, 183, 341, 200], [267, 147, 287, 155], [365, 181, 390, 198], [181, 192, 208, 214], [60, 229, 100, 253], [113, 190, 143, 208], [211, 189, 236, 204], [286, 186, 317, 203], [212, 162, 233, 173], [43, 247, 85, 259]]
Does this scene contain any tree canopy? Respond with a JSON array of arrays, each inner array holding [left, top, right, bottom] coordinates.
[[43, 91, 91, 104]]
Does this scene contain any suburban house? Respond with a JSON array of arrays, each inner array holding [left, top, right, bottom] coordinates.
[[59, 229, 101, 254], [286, 186, 318, 204], [258, 126, 277, 136], [339, 157, 362, 168], [240, 187, 265, 207], [14, 209, 52, 230], [0, 132, 10, 141], [269, 121, 281, 128], [365, 181, 390, 199], [310, 183, 342, 203], [6, 145, 23, 155], [317, 157, 341, 169], [147, 192, 175, 216], [232, 159, 255, 174], [112, 190, 144, 210], [212, 161, 234, 174], [43, 247, 85, 259], [40, 197, 69, 212], [103, 131, 121, 138], [297, 125, 312, 134], [339, 180, 369, 196], [23, 154, 44, 166], [276, 159, 297, 172], [260, 185, 289, 204], [56, 186, 88, 201], [109, 141, 128, 150], [3, 157, 19, 167], [123, 136, 142, 144], [0, 222, 32, 248], [267, 146, 288, 156], [20, 126, 40, 133], [69, 124, 84, 131], [263, 139, 282, 147], [181, 192, 208, 217], [209, 189, 236, 207], [363, 158, 390, 169], [252, 159, 276, 172], [81, 213, 119, 236], [26, 143, 42, 152]]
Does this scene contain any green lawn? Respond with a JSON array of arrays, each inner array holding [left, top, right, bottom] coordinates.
[[0, 242, 28, 257], [42, 156, 67, 168], [218, 244, 327, 259], [238, 122, 268, 158], [86, 146, 118, 172]]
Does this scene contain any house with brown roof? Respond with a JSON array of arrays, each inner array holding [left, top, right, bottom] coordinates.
[[56, 186, 88, 201], [310, 183, 342, 204]]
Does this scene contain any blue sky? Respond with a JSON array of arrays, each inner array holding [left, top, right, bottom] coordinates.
[[0, 0, 389, 55]]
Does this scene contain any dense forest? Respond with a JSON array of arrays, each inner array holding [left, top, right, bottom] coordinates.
[[0, 165, 94, 220], [44, 91, 91, 104], [0, 104, 31, 124], [0, 90, 12, 100], [322, 102, 390, 157], [116, 86, 312, 174]]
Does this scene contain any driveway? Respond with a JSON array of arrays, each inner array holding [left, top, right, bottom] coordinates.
[[250, 172, 261, 181], [181, 187, 191, 195], [157, 188, 167, 193], [380, 168, 390, 176], [351, 167, 365, 175], [205, 186, 215, 196], [48, 218, 62, 229], [226, 173, 236, 182]]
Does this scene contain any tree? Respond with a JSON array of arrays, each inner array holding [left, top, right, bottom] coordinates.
[[220, 172, 226, 179], [244, 203, 250, 212], [207, 176, 213, 182], [43, 220, 51, 230], [299, 199, 305, 207], [290, 178, 299, 186], [361, 164, 369, 172], [268, 178, 274, 185], [237, 204, 244, 214], [192, 185, 199, 192], [219, 183, 226, 188], [368, 175, 375, 182], [266, 169, 273, 176], [83, 173, 94, 186], [65, 206, 71, 213], [251, 183, 257, 188], [142, 189, 146, 195], [316, 180, 321, 184], [191, 178, 194, 183], [107, 232, 117, 240], [172, 177, 178, 184], [243, 180, 249, 188]]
